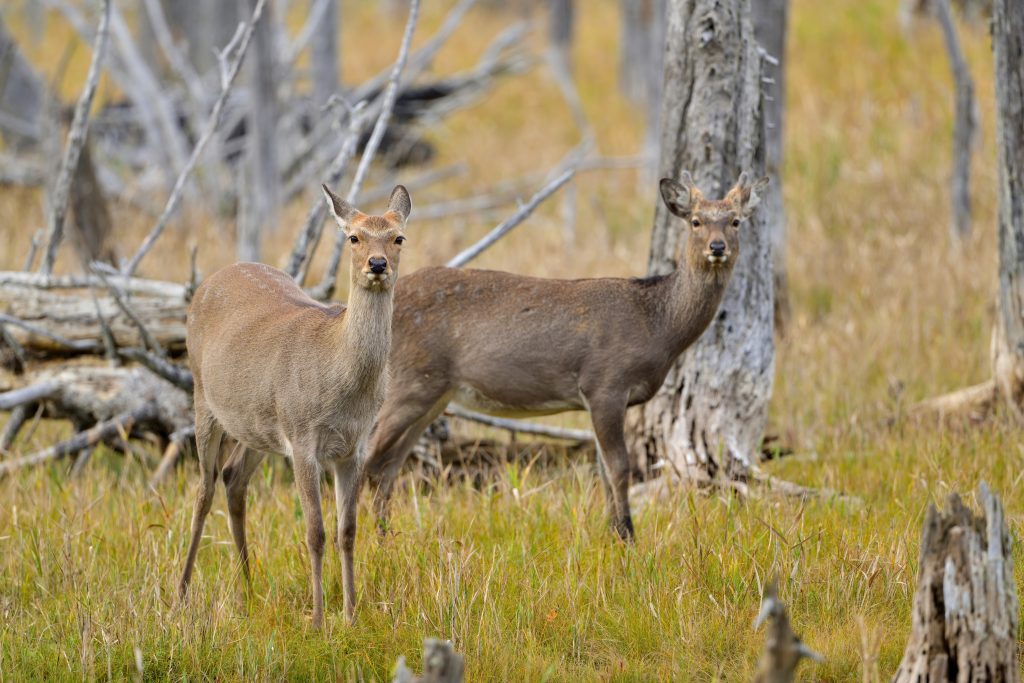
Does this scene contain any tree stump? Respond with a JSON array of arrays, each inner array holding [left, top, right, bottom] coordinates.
[[393, 639, 464, 683], [892, 483, 1019, 682]]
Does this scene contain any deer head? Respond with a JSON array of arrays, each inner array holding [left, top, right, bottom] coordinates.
[[322, 184, 412, 292], [660, 172, 769, 276]]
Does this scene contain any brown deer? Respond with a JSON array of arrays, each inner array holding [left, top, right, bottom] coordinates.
[[179, 184, 412, 628], [365, 172, 767, 540]]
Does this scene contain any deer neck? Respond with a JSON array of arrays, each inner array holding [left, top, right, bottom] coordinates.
[[332, 282, 394, 381], [661, 262, 733, 354]]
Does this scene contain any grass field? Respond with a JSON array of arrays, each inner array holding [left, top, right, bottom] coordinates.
[[0, 0, 1020, 680]]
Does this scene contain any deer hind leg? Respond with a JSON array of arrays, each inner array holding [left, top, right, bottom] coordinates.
[[179, 401, 224, 598], [222, 447, 266, 588], [365, 386, 451, 533], [332, 454, 362, 622], [292, 446, 327, 629], [587, 397, 635, 542]]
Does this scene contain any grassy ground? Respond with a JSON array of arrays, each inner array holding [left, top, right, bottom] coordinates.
[[1, 0, 1019, 680]]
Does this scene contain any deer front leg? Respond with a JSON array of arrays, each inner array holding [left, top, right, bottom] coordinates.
[[587, 397, 635, 541], [292, 451, 326, 629], [332, 455, 361, 623]]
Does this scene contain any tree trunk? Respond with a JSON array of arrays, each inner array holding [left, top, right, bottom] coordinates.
[[68, 136, 116, 268], [626, 0, 773, 482], [310, 0, 340, 107], [0, 16, 44, 150], [165, 0, 242, 76], [239, 0, 280, 261], [618, 0, 648, 103], [752, 0, 789, 330], [892, 483, 1019, 681], [990, 0, 1024, 416], [935, 0, 977, 243]]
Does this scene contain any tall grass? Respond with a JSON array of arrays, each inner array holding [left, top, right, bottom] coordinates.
[[0, 0, 1018, 680]]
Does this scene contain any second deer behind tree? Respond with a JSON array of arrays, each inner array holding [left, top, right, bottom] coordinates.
[[365, 172, 768, 540]]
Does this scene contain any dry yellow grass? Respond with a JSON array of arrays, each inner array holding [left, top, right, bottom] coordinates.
[[0, 0, 1020, 680]]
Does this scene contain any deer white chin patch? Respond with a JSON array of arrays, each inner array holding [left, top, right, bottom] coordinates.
[[706, 254, 728, 264]]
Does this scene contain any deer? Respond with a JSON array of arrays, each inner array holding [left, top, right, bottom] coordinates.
[[364, 172, 767, 541], [178, 184, 412, 628]]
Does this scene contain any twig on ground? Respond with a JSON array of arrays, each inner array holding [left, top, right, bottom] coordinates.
[[39, 0, 110, 275], [445, 404, 594, 443], [0, 381, 61, 411], [148, 425, 194, 488], [0, 313, 101, 353]]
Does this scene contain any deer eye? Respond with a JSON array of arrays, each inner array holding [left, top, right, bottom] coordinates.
[[691, 219, 700, 228], [395, 236, 405, 245], [349, 235, 359, 244], [732, 218, 740, 227]]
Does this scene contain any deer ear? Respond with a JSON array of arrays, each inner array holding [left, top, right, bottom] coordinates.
[[726, 173, 770, 217], [387, 184, 412, 224], [660, 172, 700, 218], [322, 183, 360, 229]]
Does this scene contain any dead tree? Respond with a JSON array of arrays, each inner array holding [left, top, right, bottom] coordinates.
[[892, 483, 1018, 681], [914, 0, 1024, 420], [626, 0, 773, 485], [310, 0, 340, 106], [618, 0, 667, 174], [935, 0, 977, 242], [752, 0, 790, 330], [0, 16, 44, 150]]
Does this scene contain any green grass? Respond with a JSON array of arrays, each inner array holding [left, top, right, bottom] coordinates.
[[1, 414, 1022, 681]]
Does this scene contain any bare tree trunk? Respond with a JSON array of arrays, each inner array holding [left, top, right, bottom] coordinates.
[[991, 0, 1024, 416], [935, 0, 977, 242], [548, 0, 574, 69], [0, 16, 44, 150], [618, 0, 648, 102], [68, 137, 116, 268], [752, 0, 789, 330], [310, 0, 340, 107], [892, 483, 1018, 681], [165, 0, 242, 76], [626, 0, 772, 482], [239, 0, 280, 261]]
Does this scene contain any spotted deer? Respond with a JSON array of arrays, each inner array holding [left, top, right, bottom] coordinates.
[[365, 172, 767, 540], [179, 184, 412, 627]]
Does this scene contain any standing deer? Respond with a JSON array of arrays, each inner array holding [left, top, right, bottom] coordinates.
[[365, 172, 767, 540], [179, 184, 412, 628]]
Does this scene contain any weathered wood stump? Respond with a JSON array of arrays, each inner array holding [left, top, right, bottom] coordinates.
[[392, 639, 464, 683], [892, 483, 1019, 682], [754, 580, 822, 683]]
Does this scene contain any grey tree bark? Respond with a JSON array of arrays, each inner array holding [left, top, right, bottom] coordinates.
[[752, 0, 789, 330], [310, 0, 340, 107], [990, 0, 1024, 415], [165, 0, 242, 76], [238, 0, 281, 261], [892, 483, 1018, 681], [0, 16, 44, 150], [935, 0, 977, 242], [625, 0, 773, 482]]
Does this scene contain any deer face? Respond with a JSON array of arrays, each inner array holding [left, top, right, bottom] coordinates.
[[660, 172, 769, 274], [322, 184, 412, 292]]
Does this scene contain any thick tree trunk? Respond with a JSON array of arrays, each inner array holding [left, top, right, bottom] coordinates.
[[892, 483, 1019, 681], [68, 137, 116, 268], [618, 0, 649, 103], [165, 0, 242, 76], [626, 0, 772, 481], [991, 0, 1024, 416], [752, 0, 789, 330], [310, 0, 340, 107]]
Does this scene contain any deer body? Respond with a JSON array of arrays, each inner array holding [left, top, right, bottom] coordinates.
[[179, 185, 412, 628], [366, 173, 767, 540]]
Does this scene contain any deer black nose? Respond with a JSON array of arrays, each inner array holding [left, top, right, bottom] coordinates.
[[368, 257, 387, 274], [709, 240, 726, 256]]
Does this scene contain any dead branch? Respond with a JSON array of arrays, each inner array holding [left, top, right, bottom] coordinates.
[[753, 579, 823, 683], [910, 379, 997, 422], [444, 404, 594, 442], [0, 402, 158, 478], [0, 404, 30, 452], [38, 0, 110, 275], [0, 271, 186, 298], [446, 169, 575, 268], [148, 425, 194, 488], [117, 348, 192, 393], [122, 0, 268, 277], [0, 381, 60, 411], [313, 0, 422, 299]]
